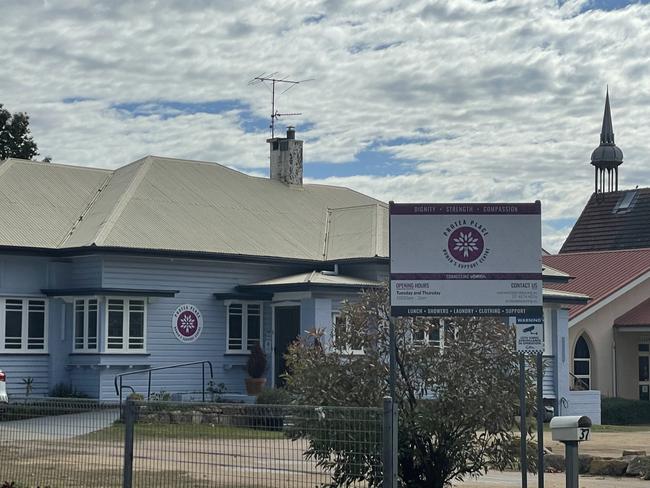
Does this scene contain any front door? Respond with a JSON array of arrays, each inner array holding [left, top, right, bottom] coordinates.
[[274, 306, 301, 387]]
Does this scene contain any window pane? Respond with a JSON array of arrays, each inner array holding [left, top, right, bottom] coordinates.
[[428, 327, 440, 342], [640, 356, 650, 382], [88, 300, 98, 349], [75, 300, 85, 349], [228, 305, 243, 350], [247, 312, 261, 350], [574, 359, 590, 376], [639, 344, 650, 352], [5, 299, 23, 349], [575, 337, 590, 358], [129, 300, 145, 349], [27, 300, 45, 349], [641, 385, 650, 402], [107, 300, 124, 349]]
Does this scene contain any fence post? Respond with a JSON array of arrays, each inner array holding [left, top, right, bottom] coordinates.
[[383, 396, 398, 488], [123, 398, 136, 488]]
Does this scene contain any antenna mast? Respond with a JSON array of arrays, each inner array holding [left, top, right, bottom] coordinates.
[[249, 73, 310, 137]]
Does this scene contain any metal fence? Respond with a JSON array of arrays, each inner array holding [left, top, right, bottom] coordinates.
[[0, 398, 385, 488]]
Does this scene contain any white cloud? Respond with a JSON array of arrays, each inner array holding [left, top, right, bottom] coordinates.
[[1, 0, 650, 252]]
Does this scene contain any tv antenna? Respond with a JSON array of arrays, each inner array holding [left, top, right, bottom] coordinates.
[[249, 73, 312, 138]]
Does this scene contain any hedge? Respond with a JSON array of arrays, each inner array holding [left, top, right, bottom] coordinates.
[[602, 397, 650, 425]]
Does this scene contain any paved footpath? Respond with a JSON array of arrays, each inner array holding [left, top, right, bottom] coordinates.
[[0, 409, 119, 441], [459, 471, 649, 487]]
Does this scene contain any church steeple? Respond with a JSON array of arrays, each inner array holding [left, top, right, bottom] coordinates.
[[591, 88, 623, 193]]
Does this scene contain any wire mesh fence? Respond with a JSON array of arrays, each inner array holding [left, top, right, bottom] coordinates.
[[0, 398, 384, 488], [0, 398, 123, 486]]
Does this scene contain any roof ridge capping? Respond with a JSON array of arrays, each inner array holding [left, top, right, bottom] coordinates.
[[550, 247, 650, 257], [1, 157, 113, 173], [92, 156, 155, 246]]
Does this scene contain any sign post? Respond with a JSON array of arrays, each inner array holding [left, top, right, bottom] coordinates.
[[389, 201, 543, 487]]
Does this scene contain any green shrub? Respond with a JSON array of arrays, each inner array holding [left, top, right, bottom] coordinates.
[[602, 397, 650, 425], [256, 388, 293, 405], [49, 382, 89, 399]]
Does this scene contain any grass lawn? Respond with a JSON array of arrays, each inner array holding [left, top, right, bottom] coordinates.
[[83, 422, 286, 441]]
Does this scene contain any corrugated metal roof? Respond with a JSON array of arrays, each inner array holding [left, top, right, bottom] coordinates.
[[542, 264, 572, 281], [0, 156, 388, 261], [542, 287, 589, 303], [246, 271, 382, 288], [0, 159, 110, 248], [614, 297, 650, 327], [543, 248, 650, 319]]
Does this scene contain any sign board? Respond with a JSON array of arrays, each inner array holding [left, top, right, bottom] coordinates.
[[515, 317, 544, 354], [390, 202, 542, 318], [172, 304, 203, 343]]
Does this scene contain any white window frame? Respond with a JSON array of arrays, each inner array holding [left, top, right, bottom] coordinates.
[[105, 297, 147, 353], [0, 297, 48, 353], [331, 311, 364, 355], [573, 336, 591, 390], [412, 318, 445, 349], [73, 298, 99, 352], [225, 301, 263, 353]]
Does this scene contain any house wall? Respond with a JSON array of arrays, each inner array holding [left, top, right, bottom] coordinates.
[[569, 275, 650, 398], [97, 255, 307, 401], [614, 329, 650, 400], [0, 255, 56, 396]]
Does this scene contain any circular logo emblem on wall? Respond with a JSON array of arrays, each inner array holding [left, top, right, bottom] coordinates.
[[172, 304, 203, 343], [442, 220, 490, 269], [448, 226, 485, 263]]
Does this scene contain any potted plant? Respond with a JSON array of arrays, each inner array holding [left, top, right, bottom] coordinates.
[[245, 344, 267, 395]]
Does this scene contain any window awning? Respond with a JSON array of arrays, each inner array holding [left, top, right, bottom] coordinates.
[[234, 271, 383, 293], [41, 288, 179, 298]]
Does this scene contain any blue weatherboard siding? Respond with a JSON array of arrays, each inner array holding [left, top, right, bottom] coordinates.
[[0, 252, 568, 403], [97, 256, 308, 400]]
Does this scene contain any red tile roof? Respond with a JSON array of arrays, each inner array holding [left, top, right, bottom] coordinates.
[[614, 298, 650, 327], [543, 248, 650, 319]]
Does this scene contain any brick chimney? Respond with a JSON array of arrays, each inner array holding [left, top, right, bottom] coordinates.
[[267, 126, 303, 186]]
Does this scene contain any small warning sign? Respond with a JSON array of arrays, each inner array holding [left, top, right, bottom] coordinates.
[[516, 317, 544, 354]]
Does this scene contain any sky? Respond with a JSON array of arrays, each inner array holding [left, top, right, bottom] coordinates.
[[2, 0, 650, 252]]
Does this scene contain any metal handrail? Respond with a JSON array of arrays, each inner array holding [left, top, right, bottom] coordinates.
[[114, 360, 214, 405], [569, 371, 590, 391]]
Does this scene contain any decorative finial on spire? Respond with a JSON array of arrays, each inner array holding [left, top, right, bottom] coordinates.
[[600, 86, 615, 145], [591, 88, 623, 194]]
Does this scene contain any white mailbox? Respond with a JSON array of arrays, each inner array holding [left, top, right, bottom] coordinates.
[[549, 415, 592, 442]]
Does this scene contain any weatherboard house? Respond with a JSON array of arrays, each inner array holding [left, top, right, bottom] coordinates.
[[0, 128, 596, 420]]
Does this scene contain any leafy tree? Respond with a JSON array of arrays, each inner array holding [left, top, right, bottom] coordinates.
[[284, 285, 537, 488], [0, 104, 39, 160]]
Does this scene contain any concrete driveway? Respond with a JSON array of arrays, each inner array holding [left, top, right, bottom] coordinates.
[[0, 408, 119, 441]]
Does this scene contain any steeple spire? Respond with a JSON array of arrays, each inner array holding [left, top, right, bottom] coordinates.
[[600, 87, 615, 145], [591, 88, 623, 193]]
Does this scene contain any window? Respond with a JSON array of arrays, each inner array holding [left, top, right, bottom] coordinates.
[[332, 312, 363, 354], [412, 318, 444, 349], [74, 299, 98, 351], [227, 302, 262, 352], [1, 298, 47, 352], [573, 336, 591, 390], [106, 298, 146, 351]]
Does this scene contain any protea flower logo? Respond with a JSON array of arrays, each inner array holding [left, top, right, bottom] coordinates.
[[172, 304, 203, 343], [442, 221, 490, 268]]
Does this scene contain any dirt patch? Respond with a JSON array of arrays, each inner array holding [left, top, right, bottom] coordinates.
[[545, 429, 650, 458]]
